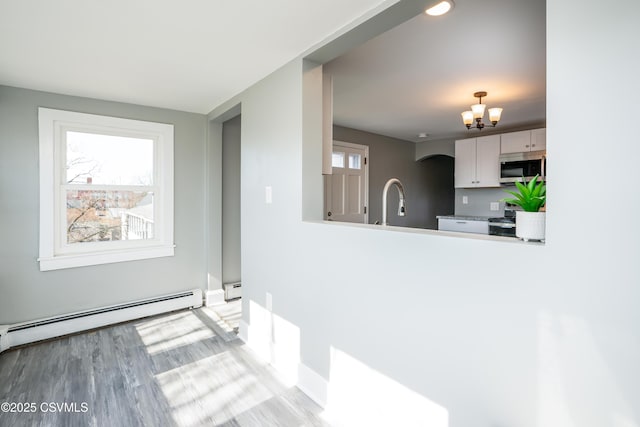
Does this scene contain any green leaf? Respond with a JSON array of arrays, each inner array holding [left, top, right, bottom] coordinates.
[[527, 175, 537, 193], [531, 182, 542, 198], [502, 174, 546, 212], [514, 180, 528, 197]]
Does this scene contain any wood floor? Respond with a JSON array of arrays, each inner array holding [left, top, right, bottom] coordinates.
[[213, 298, 242, 334], [0, 303, 328, 427]]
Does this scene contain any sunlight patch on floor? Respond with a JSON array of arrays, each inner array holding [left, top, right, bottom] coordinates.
[[155, 349, 275, 426], [135, 311, 215, 355]]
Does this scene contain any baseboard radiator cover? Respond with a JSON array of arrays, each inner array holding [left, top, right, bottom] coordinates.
[[1, 289, 203, 352], [223, 281, 242, 300]]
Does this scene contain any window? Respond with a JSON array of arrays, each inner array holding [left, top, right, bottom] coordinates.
[[348, 153, 361, 169], [332, 151, 362, 170], [332, 151, 345, 168], [38, 108, 174, 271]]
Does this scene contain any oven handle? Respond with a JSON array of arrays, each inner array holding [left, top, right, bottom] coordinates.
[[490, 223, 516, 228]]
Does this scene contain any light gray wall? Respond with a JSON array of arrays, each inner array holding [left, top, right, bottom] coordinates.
[[0, 85, 208, 323], [333, 125, 454, 229], [222, 115, 241, 284], [207, 0, 640, 424], [454, 187, 506, 217], [415, 139, 455, 160]]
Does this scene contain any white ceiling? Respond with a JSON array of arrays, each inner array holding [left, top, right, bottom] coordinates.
[[0, 0, 394, 114], [325, 0, 546, 142]]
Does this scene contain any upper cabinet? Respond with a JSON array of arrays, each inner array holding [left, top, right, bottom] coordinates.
[[530, 128, 546, 151], [500, 128, 546, 154], [455, 135, 500, 188], [455, 129, 545, 188]]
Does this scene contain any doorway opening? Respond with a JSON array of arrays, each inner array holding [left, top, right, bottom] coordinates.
[[222, 115, 242, 306]]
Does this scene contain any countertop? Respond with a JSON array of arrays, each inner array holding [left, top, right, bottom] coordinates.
[[316, 219, 543, 245], [436, 215, 500, 221]]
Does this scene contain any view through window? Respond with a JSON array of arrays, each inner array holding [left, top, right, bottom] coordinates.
[[64, 131, 155, 244]]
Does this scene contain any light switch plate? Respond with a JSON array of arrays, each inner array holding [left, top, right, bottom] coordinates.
[[462, 196, 468, 204], [490, 202, 500, 211]]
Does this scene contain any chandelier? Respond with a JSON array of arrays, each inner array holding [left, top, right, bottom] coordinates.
[[461, 91, 503, 130]]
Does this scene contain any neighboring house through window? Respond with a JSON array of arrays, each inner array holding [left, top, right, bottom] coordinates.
[[38, 108, 174, 271]]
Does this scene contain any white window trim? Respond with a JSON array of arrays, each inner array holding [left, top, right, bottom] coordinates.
[[38, 108, 174, 271]]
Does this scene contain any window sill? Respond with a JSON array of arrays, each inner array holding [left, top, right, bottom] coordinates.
[[38, 245, 175, 271]]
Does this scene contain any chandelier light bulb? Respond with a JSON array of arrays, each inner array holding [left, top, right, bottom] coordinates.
[[488, 107, 503, 125], [461, 91, 502, 130], [471, 103, 486, 119], [461, 111, 474, 126]]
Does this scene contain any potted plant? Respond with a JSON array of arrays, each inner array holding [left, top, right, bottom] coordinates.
[[502, 175, 546, 241]]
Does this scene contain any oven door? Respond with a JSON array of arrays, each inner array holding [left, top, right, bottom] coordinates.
[[489, 221, 516, 237]]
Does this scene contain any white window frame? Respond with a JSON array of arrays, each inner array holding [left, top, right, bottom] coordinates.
[[38, 108, 174, 271]]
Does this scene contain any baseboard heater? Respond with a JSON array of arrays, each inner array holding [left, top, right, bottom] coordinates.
[[224, 282, 241, 300], [0, 289, 202, 353]]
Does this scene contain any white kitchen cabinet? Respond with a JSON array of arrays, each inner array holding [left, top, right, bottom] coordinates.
[[475, 135, 501, 186], [501, 128, 546, 153], [454, 135, 500, 188], [454, 138, 476, 187], [438, 218, 489, 234], [530, 128, 546, 151]]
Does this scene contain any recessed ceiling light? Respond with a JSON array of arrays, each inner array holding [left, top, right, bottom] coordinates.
[[418, 132, 429, 138], [425, 0, 454, 16]]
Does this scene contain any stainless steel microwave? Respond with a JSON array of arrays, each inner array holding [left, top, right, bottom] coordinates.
[[500, 150, 546, 184]]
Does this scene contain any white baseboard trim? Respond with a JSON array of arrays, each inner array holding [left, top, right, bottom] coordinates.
[[297, 362, 328, 408], [238, 319, 249, 343], [205, 289, 225, 307]]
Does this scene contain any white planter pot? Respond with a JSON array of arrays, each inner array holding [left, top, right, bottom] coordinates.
[[516, 211, 546, 241]]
